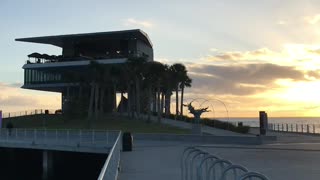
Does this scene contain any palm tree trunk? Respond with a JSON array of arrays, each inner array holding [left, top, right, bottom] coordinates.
[[99, 86, 106, 117], [165, 91, 171, 116], [175, 84, 179, 119], [135, 77, 140, 118], [180, 84, 185, 117], [79, 86, 83, 99], [120, 92, 124, 115], [94, 83, 100, 119], [161, 92, 165, 114], [127, 83, 132, 118], [113, 84, 117, 112], [88, 82, 95, 126], [157, 87, 161, 123], [152, 91, 157, 113], [147, 86, 152, 122]]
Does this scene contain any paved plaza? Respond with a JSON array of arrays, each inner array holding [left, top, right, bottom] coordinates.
[[119, 119, 320, 180]]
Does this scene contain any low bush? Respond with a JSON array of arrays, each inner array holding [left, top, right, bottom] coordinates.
[[162, 114, 250, 134]]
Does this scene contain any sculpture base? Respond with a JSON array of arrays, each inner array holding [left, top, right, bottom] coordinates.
[[192, 124, 202, 135]]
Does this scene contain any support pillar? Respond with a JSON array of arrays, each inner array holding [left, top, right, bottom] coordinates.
[[42, 150, 53, 180], [192, 114, 202, 135]]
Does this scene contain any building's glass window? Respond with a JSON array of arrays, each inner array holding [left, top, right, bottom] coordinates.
[[40, 71, 43, 82], [24, 69, 63, 85]]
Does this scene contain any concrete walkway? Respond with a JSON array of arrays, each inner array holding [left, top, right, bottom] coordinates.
[[200, 143, 320, 180], [119, 138, 320, 180], [118, 140, 192, 180]]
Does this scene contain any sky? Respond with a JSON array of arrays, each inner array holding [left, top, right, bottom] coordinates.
[[1, 0, 320, 117]]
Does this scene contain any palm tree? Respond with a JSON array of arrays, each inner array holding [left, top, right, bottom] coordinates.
[[87, 60, 103, 123], [170, 63, 187, 119], [143, 61, 166, 122], [180, 75, 192, 117], [162, 66, 174, 116], [126, 56, 147, 118]]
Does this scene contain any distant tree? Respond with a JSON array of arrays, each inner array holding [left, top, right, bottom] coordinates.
[[170, 63, 188, 119]]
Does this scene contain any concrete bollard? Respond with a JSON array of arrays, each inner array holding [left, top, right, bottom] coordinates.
[[259, 111, 268, 135], [307, 125, 310, 133], [301, 124, 304, 133]]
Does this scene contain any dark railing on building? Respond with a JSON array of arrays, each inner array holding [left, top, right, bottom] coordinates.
[[25, 51, 147, 65]]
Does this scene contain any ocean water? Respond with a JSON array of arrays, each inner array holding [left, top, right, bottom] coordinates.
[[219, 117, 320, 133]]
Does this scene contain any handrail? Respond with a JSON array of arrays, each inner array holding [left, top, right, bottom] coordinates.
[[2, 109, 58, 118], [238, 172, 269, 180], [196, 155, 220, 180], [97, 131, 122, 180], [219, 165, 248, 180], [181, 147, 269, 180], [181, 147, 197, 180], [190, 152, 208, 180], [0, 128, 119, 148], [206, 159, 232, 180], [268, 122, 320, 134]]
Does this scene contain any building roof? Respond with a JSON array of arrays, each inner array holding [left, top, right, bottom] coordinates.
[[15, 29, 153, 48]]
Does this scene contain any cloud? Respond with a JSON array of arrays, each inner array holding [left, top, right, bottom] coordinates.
[[277, 20, 288, 25], [200, 44, 320, 71], [0, 82, 60, 112], [204, 48, 280, 63], [187, 63, 312, 96], [123, 18, 154, 28], [305, 14, 320, 24], [307, 48, 320, 54], [209, 48, 218, 52]]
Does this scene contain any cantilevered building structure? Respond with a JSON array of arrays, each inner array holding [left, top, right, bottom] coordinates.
[[16, 29, 153, 114]]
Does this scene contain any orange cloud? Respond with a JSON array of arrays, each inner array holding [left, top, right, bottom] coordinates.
[[0, 83, 60, 113], [124, 18, 154, 28]]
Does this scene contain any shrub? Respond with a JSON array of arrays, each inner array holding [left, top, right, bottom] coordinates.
[[154, 113, 250, 134]]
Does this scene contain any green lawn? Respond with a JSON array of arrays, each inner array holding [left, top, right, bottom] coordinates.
[[2, 114, 190, 134]]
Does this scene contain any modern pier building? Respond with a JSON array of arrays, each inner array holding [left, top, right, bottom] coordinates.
[[16, 29, 153, 114]]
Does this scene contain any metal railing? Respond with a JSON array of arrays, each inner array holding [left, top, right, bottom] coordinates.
[[268, 123, 319, 134], [98, 131, 122, 180], [181, 147, 269, 180], [25, 51, 147, 64], [2, 109, 58, 118], [0, 128, 119, 148]]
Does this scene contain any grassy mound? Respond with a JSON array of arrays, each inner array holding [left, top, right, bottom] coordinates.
[[2, 114, 190, 134]]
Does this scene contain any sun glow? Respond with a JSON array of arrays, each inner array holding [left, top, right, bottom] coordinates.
[[274, 80, 320, 102]]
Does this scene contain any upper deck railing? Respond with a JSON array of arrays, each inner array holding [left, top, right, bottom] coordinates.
[[25, 51, 147, 65]]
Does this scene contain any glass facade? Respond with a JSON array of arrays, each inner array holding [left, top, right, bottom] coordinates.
[[24, 69, 61, 85]]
